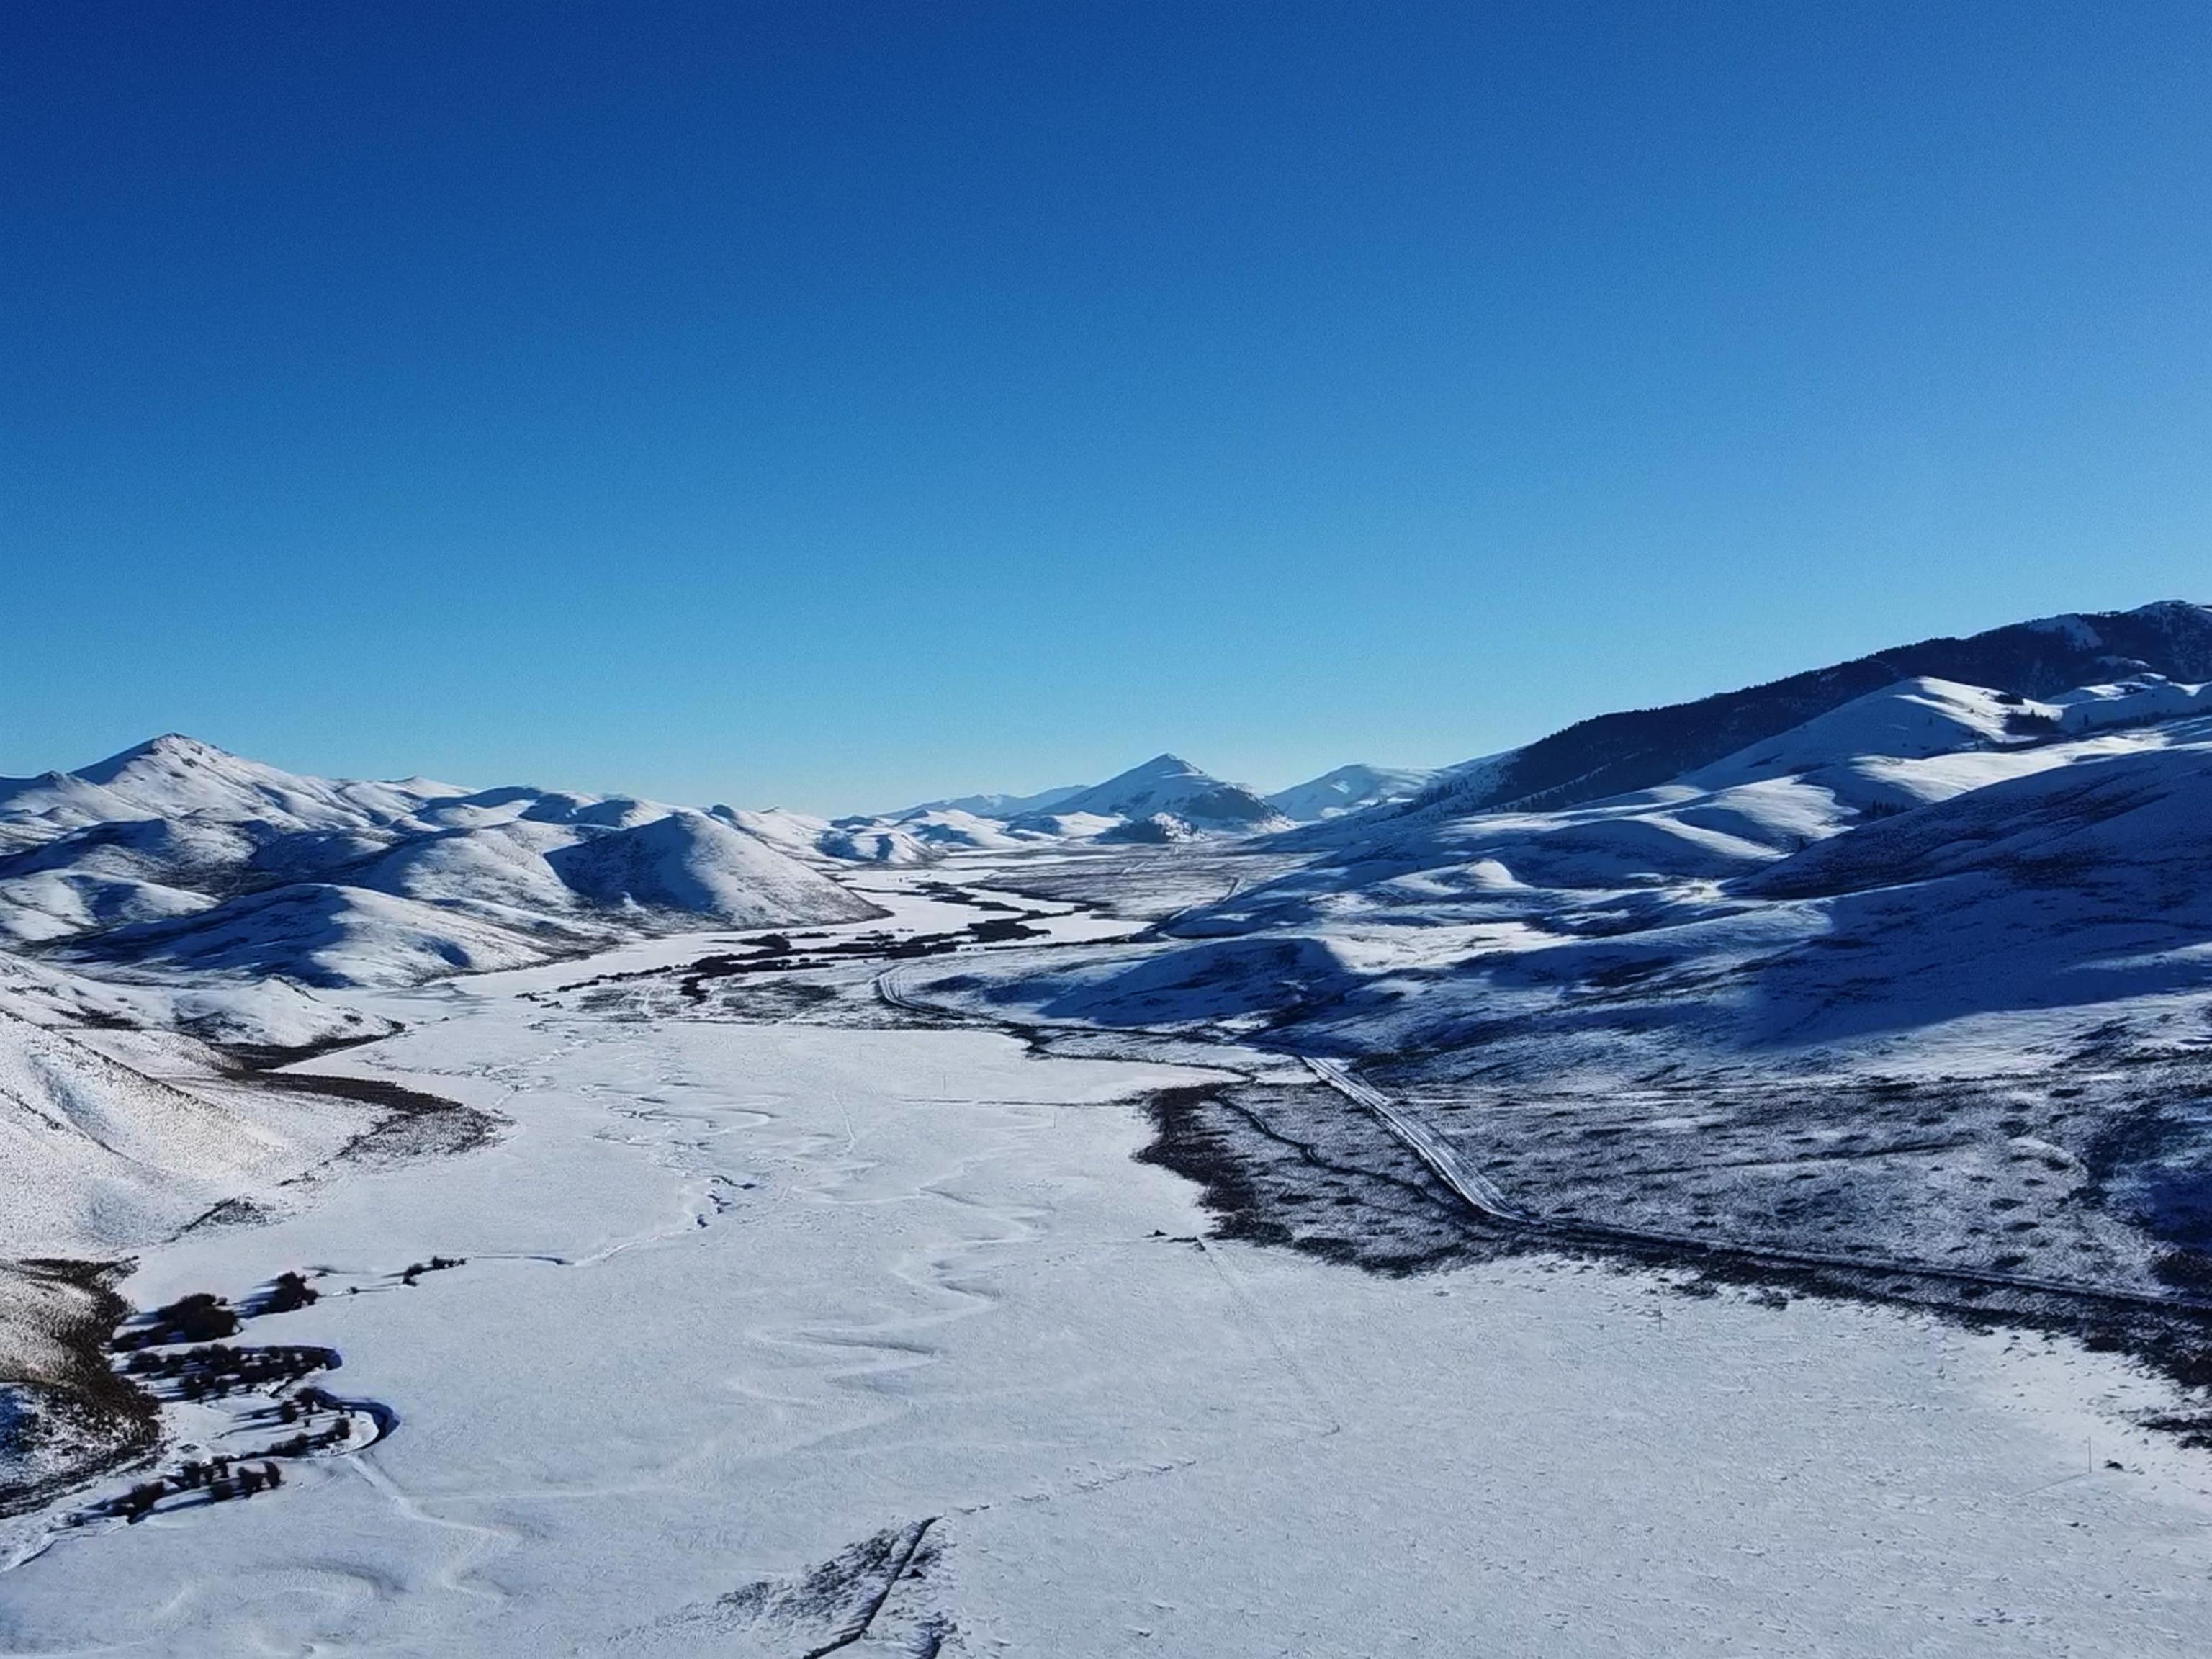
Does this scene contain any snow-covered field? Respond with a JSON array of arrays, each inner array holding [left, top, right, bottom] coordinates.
[[4, 880, 2212, 1655], [9, 603, 2212, 1653]]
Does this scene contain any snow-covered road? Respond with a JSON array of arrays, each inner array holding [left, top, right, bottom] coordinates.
[[5, 888, 2211, 1655]]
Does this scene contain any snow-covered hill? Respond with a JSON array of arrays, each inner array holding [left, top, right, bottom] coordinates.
[[914, 609, 2212, 1076], [894, 622, 2212, 1341], [0, 1010, 372, 1256], [0, 737, 881, 986], [713, 806, 840, 863], [895, 783, 1085, 819], [1324, 601, 2212, 833], [0, 953, 392, 1054], [1022, 754, 1290, 836], [1267, 763, 1437, 822], [880, 807, 1054, 853], [547, 810, 871, 922], [0, 734, 462, 837]]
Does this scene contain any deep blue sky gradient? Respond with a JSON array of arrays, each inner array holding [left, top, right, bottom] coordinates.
[[5, 1, 2206, 811]]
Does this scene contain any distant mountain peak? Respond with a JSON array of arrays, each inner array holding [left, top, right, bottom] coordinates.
[[1047, 754, 1287, 832], [81, 732, 238, 781]]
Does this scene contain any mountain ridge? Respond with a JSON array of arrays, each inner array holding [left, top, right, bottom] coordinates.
[[1321, 600, 2212, 835], [0, 738, 883, 984], [1266, 763, 1438, 822]]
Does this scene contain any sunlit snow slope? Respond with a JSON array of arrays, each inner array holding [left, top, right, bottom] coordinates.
[[0, 736, 881, 985]]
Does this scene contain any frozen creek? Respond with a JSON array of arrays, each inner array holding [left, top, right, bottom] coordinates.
[[4, 886, 2211, 1655]]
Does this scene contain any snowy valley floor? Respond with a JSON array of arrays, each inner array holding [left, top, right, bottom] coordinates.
[[4, 878, 2212, 1654]]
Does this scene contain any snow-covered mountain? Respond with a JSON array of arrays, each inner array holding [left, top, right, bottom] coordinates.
[[811, 755, 1293, 848], [1021, 754, 1290, 837], [1266, 763, 1438, 822], [1174, 664, 2211, 950], [1334, 600, 2212, 832], [948, 613, 2212, 1061], [903, 603, 2211, 1037], [896, 783, 1085, 819], [878, 807, 1054, 854], [0, 736, 881, 986], [0, 1010, 364, 1255], [615, 756, 1292, 871], [897, 611, 2212, 1337], [0, 734, 464, 841], [716, 803, 1060, 864]]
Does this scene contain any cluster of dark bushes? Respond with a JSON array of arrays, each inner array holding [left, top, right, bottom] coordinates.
[[399, 1255, 465, 1285], [75, 1270, 405, 1534], [262, 1420, 356, 1457], [111, 1292, 238, 1351], [568, 903, 1061, 1008], [914, 882, 1025, 914], [261, 1388, 360, 1456], [674, 930, 973, 999], [966, 917, 1045, 943], [119, 1341, 336, 1401], [101, 1457, 285, 1523], [240, 1271, 319, 1316]]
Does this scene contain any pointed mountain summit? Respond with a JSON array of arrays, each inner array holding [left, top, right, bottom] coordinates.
[[1043, 754, 1287, 832], [56, 732, 459, 832], [73, 731, 228, 781]]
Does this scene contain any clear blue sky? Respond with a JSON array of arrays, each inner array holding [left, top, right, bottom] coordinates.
[[4, 2, 2206, 813]]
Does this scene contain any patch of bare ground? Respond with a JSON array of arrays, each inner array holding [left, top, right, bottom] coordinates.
[[0, 1260, 157, 1518], [243, 1069, 507, 1170], [1133, 1071, 2212, 1449], [633, 1518, 951, 1655], [1136, 1080, 1500, 1276]]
